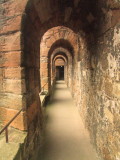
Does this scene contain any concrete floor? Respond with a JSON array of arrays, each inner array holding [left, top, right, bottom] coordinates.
[[37, 81, 100, 160]]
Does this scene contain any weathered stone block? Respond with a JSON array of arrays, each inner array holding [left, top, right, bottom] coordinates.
[[3, 79, 26, 94], [4, 67, 25, 79], [0, 93, 26, 110], [0, 31, 21, 52], [0, 107, 27, 130], [113, 82, 120, 98], [41, 63, 48, 70], [104, 80, 113, 97], [0, 51, 22, 67], [0, 15, 22, 34], [2, 0, 26, 17], [27, 101, 40, 125]]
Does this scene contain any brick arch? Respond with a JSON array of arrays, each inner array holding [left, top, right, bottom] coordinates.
[[40, 26, 77, 57], [51, 48, 72, 67], [41, 39, 75, 91], [54, 56, 67, 64], [50, 47, 73, 89], [51, 48, 71, 61], [53, 55, 68, 84], [40, 26, 78, 93], [54, 58, 65, 66], [54, 58, 66, 81], [50, 48, 73, 88], [52, 52, 69, 69]]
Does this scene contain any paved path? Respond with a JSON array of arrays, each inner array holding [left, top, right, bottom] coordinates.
[[37, 81, 100, 160]]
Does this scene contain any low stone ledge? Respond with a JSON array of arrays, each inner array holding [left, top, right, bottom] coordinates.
[[0, 127, 27, 160]]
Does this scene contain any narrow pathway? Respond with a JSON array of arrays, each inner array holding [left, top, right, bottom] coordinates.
[[37, 81, 100, 160]]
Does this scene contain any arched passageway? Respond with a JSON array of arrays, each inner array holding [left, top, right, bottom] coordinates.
[[40, 27, 75, 92], [50, 48, 73, 88], [0, 0, 120, 160]]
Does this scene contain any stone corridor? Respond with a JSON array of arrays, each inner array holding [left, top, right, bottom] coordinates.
[[0, 0, 120, 160], [36, 81, 101, 160]]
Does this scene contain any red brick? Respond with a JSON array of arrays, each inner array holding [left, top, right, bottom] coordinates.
[[55, 59, 65, 66], [0, 31, 21, 52], [0, 107, 27, 130], [2, 0, 26, 17], [0, 51, 22, 67], [0, 15, 22, 34], [4, 67, 25, 79]]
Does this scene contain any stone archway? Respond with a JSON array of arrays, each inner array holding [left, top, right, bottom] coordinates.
[[0, 0, 120, 160], [51, 48, 73, 89]]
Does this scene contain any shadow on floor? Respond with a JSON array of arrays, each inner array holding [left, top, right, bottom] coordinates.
[[50, 98, 73, 105], [54, 87, 67, 90]]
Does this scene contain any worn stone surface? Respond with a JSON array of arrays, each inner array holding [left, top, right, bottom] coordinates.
[[0, 127, 27, 160]]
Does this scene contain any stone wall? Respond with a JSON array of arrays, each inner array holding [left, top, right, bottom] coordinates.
[[73, 1, 120, 159], [0, 0, 27, 130]]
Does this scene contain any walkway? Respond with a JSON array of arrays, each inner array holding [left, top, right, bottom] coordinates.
[[37, 81, 100, 160]]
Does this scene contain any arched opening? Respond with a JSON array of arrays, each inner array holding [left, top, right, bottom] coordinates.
[[50, 48, 73, 88], [53, 56, 67, 81], [54, 58, 65, 80], [40, 26, 76, 93], [48, 39, 74, 93]]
